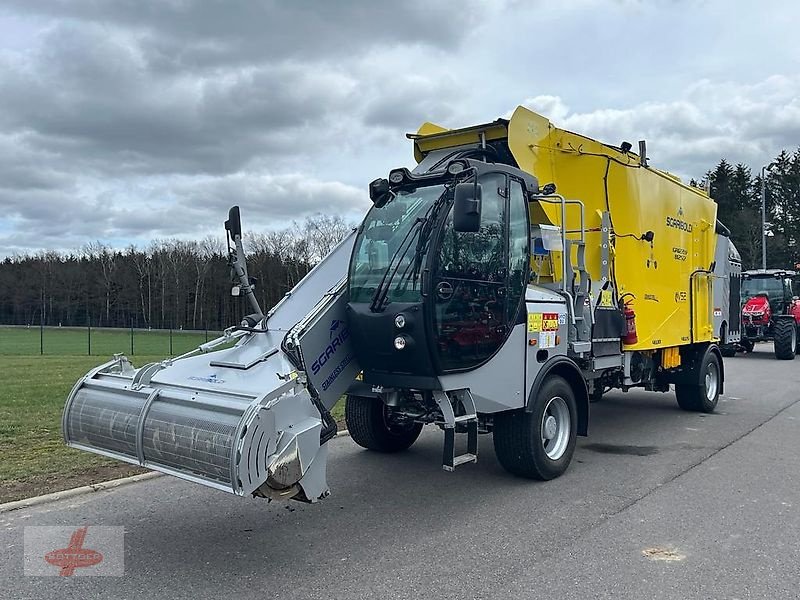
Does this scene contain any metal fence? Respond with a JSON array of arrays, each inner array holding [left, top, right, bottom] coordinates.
[[0, 324, 223, 357]]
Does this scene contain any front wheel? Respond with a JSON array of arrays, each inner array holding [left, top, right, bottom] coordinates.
[[675, 351, 721, 413], [774, 319, 797, 360], [493, 375, 577, 480], [345, 395, 423, 453]]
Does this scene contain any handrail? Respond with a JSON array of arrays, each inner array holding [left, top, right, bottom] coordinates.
[[530, 194, 586, 294]]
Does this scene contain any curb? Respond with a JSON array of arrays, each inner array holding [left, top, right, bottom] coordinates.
[[0, 430, 351, 514], [0, 471, 163, 514]]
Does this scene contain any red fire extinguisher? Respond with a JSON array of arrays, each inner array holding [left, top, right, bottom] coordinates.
[[620, 293, 638, 345]]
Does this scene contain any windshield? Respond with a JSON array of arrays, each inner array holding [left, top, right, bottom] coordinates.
[[741, 277, 784, 303], [349, 184, 446, 304]]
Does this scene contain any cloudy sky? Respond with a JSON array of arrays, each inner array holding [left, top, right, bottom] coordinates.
[[1, 0, 798, 257]]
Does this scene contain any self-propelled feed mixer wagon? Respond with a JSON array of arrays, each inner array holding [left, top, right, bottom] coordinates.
[[63, 106, 734, 503]]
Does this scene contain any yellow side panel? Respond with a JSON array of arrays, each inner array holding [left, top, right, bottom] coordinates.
[[507, 106, 718, 351]]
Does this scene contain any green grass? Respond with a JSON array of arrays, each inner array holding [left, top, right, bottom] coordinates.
[[0, 342, 346, 502], [0, 325, 216, 357], [0, 355, 165, 501]]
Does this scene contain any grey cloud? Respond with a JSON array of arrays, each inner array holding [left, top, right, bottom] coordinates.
[[4, 1, 478, 69], [0, 171, 369, 256], [520, 78, 800, 180], [2, 0, 799, 258]]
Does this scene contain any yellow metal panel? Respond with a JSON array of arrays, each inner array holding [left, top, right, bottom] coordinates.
[[506, 106, 718, 352]]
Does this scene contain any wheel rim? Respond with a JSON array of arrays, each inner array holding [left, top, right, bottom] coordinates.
[[541, 396, 570, 460], [704, 361, 719, 403]]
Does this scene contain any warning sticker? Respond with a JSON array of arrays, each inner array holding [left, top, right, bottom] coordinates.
[[529, 312, 560, 333], [599, 289, 614, 307], [539, 331, 557, 348], [542, 313, 559, 331], [528, 313, 543, 332]]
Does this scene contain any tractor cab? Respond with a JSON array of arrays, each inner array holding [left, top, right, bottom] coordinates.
[[347, 158, 538, 388], [741, 270, 796, 317], [739, 269, 800, 358]]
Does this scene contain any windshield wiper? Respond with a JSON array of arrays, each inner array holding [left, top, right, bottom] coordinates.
[[409, 187, 453, 284], [369, 216, 425, 312], [370, 187, 454, 312]]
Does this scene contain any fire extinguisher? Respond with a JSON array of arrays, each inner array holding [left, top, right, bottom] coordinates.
[[619, 293, 638, 345]]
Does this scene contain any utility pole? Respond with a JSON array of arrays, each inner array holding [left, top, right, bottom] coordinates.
[[761, 162, 777, 270]]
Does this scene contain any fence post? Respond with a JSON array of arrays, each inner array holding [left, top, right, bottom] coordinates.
[[130, 321, 134, 355], [40, 289, 44, 355], [169, 327, 173, 356], [205, 326, 208, 343], [87, 321, 91, 356]]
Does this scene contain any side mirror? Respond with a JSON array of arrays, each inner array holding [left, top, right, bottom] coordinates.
[[225, 206, 242, 239], [369, 178, 391, 208], [453, 182, 482, 233]]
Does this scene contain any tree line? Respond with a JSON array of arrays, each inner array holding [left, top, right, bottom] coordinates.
[[0, 215, 352, 330], [700, 148, 800, 270], [2, 148, 799, 330]]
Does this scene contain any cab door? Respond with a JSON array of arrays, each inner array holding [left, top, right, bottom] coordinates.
[[429, 173, 529, 375]]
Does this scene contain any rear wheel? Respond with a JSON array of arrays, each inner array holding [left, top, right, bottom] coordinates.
[[676, 351, 721, 413], [493, 375, 577, 480], [345, 395, 422, 452], [774, 319, 797, 360], [720, 345, 737, 358], [741, 338, 754, 353]]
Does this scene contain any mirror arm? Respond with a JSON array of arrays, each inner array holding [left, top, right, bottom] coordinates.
[[225, 207, 264, 321]]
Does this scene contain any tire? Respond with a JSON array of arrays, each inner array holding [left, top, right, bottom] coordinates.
[[345, 395, 422, 453], [493, 375, 577, 480], [720, 345, 737, 358], [675, 351, 721, 413], [741, 338, 754, 353], [774, 319, 797, 360]]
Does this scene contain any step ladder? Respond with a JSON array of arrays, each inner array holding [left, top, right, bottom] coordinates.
[[563, 238, 593, 342], [432, 390, 478, 471]]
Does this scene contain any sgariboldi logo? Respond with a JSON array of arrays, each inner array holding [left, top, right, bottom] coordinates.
[[44, 526, 103, 576], [312, 319, 350, 375]]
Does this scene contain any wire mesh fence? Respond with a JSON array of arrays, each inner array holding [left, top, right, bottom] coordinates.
[[0, 325, 223, 357]]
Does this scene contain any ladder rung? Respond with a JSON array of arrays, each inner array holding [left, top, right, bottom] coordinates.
[[452, 454, 477, 467]]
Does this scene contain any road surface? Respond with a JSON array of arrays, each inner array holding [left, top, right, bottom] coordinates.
[[2, 345, 799, 599]]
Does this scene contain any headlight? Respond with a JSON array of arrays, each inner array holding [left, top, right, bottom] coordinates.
[[447, 160, 468, 175], [393, 335, 407, 350], [394, 314, 406, 329]]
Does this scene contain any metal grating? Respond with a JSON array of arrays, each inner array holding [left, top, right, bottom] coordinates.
[[141, 403, 239, 485], [66, 388, 144, 458]]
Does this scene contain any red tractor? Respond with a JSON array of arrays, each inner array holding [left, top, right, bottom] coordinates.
[[738, 269, 800, 359]]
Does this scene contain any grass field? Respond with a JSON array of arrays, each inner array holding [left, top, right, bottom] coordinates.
[[0, 327, 345, 503]]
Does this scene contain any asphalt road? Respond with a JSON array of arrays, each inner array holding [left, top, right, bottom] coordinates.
[[2, 345, 799, 599]]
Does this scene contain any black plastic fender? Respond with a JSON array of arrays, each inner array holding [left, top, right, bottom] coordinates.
[[525, 355, 589, 436]]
